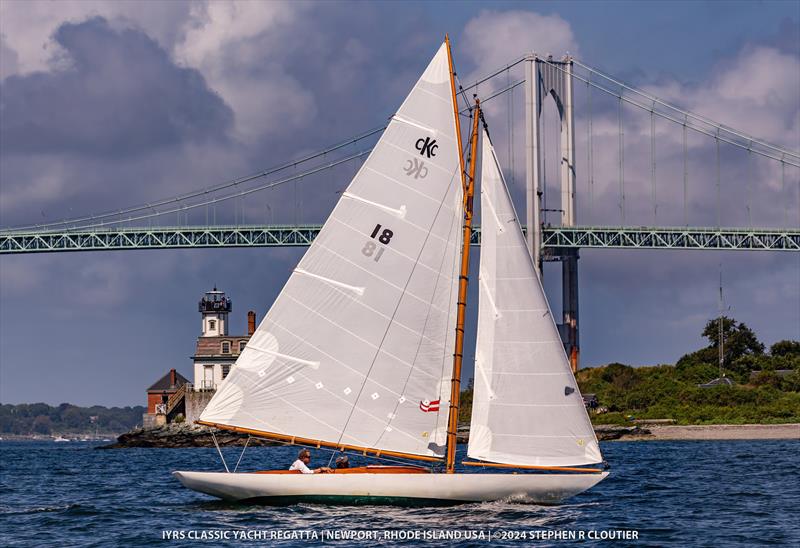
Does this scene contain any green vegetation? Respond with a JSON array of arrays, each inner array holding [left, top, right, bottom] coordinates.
[[458, 318, 800, 426], [577, 318, 800, 425], [576, 363, 800, 425], [0, 403, 146, 436]]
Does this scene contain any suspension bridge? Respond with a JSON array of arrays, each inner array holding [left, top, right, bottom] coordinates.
[[2, 53, 798, 369], [2, 54, 797, 255]]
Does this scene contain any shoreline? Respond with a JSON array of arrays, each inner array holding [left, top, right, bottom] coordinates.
[[3, 423, 797, 446], [625, 423, 800, 441]]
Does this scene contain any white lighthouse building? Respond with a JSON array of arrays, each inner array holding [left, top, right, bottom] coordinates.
[[192, 287, 256, 392]]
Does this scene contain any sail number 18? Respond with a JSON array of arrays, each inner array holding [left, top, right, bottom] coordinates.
[[362, 223, 394, 262]]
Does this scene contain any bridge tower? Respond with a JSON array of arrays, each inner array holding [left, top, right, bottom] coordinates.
[[524, 54, 580, 372]]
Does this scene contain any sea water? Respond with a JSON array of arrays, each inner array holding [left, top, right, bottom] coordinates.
[[1, 440, 798, 546]]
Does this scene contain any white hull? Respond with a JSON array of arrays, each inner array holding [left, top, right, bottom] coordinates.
[[173, 470, 608, 505]]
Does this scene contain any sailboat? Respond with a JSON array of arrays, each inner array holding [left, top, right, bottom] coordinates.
[[174, 38, 607, 505]]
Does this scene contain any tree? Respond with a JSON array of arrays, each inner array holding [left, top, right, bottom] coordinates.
[[770, 340, 800, 358], [32, 415, 53, 435], [702, 317, 764, 364]]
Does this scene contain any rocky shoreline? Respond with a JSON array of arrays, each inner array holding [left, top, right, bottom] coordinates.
[[97, 424, 279, 449], [98, 423, 655, 449], [98, 422, 799, 449]]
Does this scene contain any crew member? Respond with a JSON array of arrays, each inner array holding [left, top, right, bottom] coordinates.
[[289, 449, 330, 474]]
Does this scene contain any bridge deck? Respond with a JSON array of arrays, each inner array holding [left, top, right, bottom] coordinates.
[[1, 225, 798, 254]]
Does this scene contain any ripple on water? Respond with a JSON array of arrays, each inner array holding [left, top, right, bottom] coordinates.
[[1, 440, 799, 546]]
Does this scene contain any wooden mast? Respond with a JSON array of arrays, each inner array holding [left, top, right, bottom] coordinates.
[[445, 35, 481, 473], [445, 35, 465, 190], [445, 100, 480, 473]]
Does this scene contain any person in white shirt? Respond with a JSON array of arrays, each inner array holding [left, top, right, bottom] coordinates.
[[289, 449, 331, 474]]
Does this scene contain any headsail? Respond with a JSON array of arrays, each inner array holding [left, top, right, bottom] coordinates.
[[200, 43, 463, 459], [468, 128, 602, 467]]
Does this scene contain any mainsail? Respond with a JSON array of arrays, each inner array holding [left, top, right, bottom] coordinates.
[[200, 43, 463, 459], [468, 129, 602, 467]]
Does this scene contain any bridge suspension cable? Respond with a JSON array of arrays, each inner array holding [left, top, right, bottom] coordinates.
[[9, 65, 524, 234], [30, 149, 373, 232], [541, 58, 800, 167], [8, 125, 387, 233], [7, 53, 797, 235]]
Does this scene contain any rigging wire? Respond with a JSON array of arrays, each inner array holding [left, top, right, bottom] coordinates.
[[211, 432, 230, 473], [233, 436, 251, 473], [459, 56, 527, 97]]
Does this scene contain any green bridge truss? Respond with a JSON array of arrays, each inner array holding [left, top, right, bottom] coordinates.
[[1, 225, 798, 254]]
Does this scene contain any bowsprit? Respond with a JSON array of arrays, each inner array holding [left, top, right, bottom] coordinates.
[[415, 136, 438, 158]]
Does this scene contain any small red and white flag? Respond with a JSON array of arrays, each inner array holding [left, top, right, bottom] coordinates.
[[419, 399, 440, 412]]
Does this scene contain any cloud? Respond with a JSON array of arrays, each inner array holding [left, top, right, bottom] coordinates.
[[0, 33, 19, 79], [461, 10, 578, 82], [173, 1, 316, 142], [0, 17, 233, 158], [0, 0, 192, 77], [645, 45, 800, 149], [455, 9, 580, 208]]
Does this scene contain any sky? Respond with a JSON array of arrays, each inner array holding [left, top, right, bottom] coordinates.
[[0, 0, 798, 407]]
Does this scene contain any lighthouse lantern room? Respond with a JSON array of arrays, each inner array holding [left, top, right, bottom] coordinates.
[[199, 287, 231, 337]]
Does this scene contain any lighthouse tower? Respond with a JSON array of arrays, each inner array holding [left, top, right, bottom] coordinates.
[[191, 287, 255, 395], [199, 287, 231, 337]]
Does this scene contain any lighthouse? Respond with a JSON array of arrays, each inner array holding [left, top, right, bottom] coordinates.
[[199, 286, 231, 337], [143, 287, 257, 426], [192, 287, 256, 392]]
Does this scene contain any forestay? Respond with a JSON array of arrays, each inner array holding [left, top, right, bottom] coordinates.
[[468, 129, 602, 467], [201, 43, 463, 459]]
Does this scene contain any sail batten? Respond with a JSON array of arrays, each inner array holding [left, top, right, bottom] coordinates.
[[199, 42, 463, 459], [468, 128, 602, 467]]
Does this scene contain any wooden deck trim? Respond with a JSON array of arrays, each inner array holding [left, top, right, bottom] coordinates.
[[252, 466, 430, 475]]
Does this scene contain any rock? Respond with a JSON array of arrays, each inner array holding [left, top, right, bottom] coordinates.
[[99, 423, 652, 449], [593, 425, 651, 441], [97, 423, 279, 449]]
